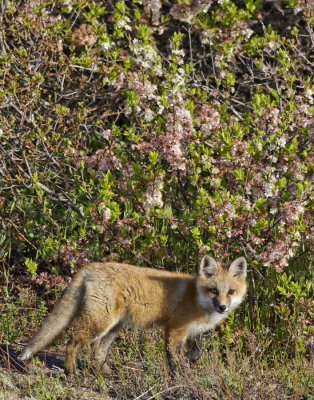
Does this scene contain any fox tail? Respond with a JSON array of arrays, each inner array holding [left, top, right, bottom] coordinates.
[[19, 269, 87, 361]]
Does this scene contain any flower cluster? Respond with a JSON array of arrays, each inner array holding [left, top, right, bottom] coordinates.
[[32, 272, 68, 291], [170, 0, 212, 24], [73, 24, 96, 47]]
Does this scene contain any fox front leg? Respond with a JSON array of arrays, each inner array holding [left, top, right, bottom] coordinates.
[[186, 335, 202, 364], [165, 329, 188, 376]]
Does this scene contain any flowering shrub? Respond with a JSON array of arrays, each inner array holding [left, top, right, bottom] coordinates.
[[0, 0, 312, 354]]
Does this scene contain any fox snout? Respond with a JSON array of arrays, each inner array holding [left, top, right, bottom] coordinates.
[[213, 300, 229, 313], [217, 304, 227, 313]]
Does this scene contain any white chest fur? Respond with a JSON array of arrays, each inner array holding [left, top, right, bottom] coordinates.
[[188, 312, 226, 337]]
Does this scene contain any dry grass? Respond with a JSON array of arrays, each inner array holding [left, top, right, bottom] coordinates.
[[0, 326, 313, 400], [0, 281, 313, 400]]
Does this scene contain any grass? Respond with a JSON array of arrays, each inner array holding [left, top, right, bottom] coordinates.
[[1, 331, 312, 399], [0, 276, 313, 400]]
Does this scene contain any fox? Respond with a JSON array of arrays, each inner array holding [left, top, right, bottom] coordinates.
[[19, 255, 247, 376]]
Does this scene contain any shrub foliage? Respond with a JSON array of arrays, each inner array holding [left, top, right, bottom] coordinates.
[[0, 0, 313, 356]]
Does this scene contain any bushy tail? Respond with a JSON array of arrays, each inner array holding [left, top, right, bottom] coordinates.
[[19, 269, 87, 361]]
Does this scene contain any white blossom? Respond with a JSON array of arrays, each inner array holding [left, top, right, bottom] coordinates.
[[101, 41, 111, 51], [117, 17, 131, 31], [277, 136, 286, 147], [144, 108, 155, 122], [305, 88, 313, 104]]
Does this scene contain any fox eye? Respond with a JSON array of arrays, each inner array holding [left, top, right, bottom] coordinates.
[[228, 289, 235, 295], [207, 288, 218, 295]]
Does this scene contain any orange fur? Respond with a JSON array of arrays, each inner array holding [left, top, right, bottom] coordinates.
[[20, 256, 247, 376]]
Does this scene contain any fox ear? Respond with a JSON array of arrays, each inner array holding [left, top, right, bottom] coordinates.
[[229, 257, 247, 278], [199, 255, 218, 278]]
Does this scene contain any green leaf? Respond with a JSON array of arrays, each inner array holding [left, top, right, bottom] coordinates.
[[25, 259, 38, 276], [232, 169, 245, 181], [149, 151, 159, 165], [255, 198, 267, 213]]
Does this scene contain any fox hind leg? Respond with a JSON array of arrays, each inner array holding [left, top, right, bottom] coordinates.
[[64, 316, 120, 376], [93, 321, 122, 376], [64, 327, 89, 375]]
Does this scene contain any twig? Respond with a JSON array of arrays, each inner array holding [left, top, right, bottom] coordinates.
[[133, 384, 157, 400], [8, 219, 39, 251], [0, 145, 85, 217], [0, 346, 27, 375], [87, 109, 126, 121], [23, 152, 85, 217], [145, 385, 185, 400], [184, 27, 194, 81], [37, 182, 85, 217], [207, 30, 217, 84]]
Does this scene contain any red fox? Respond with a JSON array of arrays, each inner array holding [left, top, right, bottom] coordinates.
[[19, 255, 247, 375]]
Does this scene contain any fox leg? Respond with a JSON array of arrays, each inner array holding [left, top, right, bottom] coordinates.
[[94, 321, 123, 376], [64, 327, 89, 375], [64, 314, 119, 375], [186, 335, 202, 364], [165, 328, 188, 376]]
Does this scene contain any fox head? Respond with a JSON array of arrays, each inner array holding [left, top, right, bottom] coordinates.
[[197, 255, 247, 314]]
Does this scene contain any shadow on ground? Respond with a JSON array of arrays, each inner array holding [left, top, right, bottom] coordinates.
[[0, 344, 64, 375]]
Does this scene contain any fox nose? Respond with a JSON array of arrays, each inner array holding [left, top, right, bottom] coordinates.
[[219, 305, 226, 312]]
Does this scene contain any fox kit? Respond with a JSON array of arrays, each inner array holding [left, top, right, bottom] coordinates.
[[20, 255, 247, 375]]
